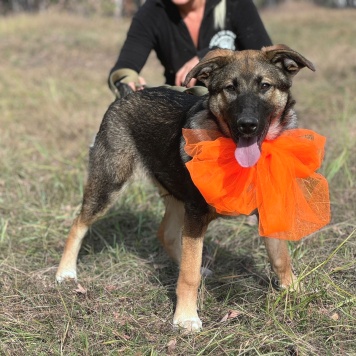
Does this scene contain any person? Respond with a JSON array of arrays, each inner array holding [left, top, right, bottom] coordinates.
[[108, 0, 272, 98]]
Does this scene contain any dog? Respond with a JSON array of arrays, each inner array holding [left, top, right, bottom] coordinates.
[[56, 45, 315, 332]]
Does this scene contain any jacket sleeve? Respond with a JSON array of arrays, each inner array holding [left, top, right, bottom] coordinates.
[[232, 0, 272, 50], [109, 2, 158, 78]]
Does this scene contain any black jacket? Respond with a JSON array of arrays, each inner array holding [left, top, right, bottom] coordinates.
[[110, 0, 272, 85]]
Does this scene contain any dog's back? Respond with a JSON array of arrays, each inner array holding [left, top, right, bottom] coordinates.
[[90, 87, 207, 202]]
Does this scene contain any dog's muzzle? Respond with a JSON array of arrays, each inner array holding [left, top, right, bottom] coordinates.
[[237, 117, 259, 136], [234, 116, 263, 168]]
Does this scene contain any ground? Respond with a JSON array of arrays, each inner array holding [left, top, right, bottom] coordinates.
[[0, 3, 355, 355]]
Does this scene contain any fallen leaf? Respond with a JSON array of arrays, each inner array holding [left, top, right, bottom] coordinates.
[[112, 330, 131, 340], [74, 283, 87, 295], [153, 263, 168, 270], [330, 312, 339, 321], [105, 284, 118, 292], [245, 214, 258, 226], [201, 266, 213, 277], [220, 309, 241, 322], [167, 338, 177, 354], [113, 311, 120, 321]]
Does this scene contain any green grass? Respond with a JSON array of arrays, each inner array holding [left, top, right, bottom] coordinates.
[[0, 3, 355, 355]]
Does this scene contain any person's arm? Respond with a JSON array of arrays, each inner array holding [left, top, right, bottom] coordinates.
[[109, 1, 158, 96]]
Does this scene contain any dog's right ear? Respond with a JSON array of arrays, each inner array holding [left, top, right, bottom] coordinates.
[[184, 49, 233, 87]]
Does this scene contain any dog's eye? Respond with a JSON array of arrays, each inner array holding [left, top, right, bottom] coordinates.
[[224, 85, 235, 92], [261, 83, 271, 91]]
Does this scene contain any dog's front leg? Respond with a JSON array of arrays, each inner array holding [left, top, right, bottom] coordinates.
[[173, 209, 210, 332], [174, 234, 204, 331], [263, 237, 299, 290]]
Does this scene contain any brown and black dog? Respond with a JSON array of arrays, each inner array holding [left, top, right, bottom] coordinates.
[[56, 45, 315, 331]]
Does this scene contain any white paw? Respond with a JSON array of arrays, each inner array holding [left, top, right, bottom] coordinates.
[[56, 269, 77, 283], [173, 316, 202, 332]]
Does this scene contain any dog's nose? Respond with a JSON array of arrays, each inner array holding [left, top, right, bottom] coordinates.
[[237, 118, 258, 135]]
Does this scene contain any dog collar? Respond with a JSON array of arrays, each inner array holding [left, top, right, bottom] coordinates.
[[183, 128, 331, 241]]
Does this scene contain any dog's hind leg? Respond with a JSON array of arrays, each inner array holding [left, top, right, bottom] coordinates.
[[56, 215, 89, 282], [157, 193, 184, 264], [56, 142, 134, 283], [263, 237, 298, 290]]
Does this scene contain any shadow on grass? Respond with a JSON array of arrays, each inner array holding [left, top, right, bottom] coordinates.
[[77, 204, 274, 306]]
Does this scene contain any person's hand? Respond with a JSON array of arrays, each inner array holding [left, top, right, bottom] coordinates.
[[126, 76, 147, 91], [114, 81, 133, 98], [110, 69, 147, 99], [114, 76, 146, 99], [175, 56, 200, 87]]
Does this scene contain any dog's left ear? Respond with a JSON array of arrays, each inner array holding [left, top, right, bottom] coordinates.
[[183, 49, 233, 86], [262, 44, 315, 76]]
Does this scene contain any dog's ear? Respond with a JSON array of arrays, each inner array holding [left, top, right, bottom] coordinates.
[[262, 44, 315, 76], [183, 49, 233, 86]]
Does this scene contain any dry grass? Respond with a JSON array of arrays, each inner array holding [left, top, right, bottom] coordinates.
[[0, 4, 355, 355]]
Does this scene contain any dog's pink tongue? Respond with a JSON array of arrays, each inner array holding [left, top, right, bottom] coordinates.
[[234, 137, 260, 167]]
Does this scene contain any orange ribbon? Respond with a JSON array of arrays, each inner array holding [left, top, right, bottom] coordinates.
[[183, 128, 330, 240]]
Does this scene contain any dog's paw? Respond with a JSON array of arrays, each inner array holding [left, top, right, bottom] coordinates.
[[282, 280, 302, 293], [245, 214, 258, 226], [279, 273, 302, 292], [173, 315, 202, 332], [55, 269, 77, 283]]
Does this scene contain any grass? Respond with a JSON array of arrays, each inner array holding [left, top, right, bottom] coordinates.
[[0, 3, 355, 355]]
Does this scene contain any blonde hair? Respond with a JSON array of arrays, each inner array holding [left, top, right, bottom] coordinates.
[[213, 0, 226, 30]]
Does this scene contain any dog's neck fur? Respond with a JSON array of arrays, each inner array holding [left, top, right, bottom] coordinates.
[[266, 107, 297, 140], [265, 94, 298, 140]]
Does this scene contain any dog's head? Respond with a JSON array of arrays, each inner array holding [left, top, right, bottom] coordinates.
[[184, 45, 315, 167]]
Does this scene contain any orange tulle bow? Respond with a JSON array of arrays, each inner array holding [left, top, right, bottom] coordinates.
[[183, 128, 330, 240]]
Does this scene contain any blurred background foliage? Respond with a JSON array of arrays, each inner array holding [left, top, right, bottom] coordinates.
[[0, 0, 355, 17]]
